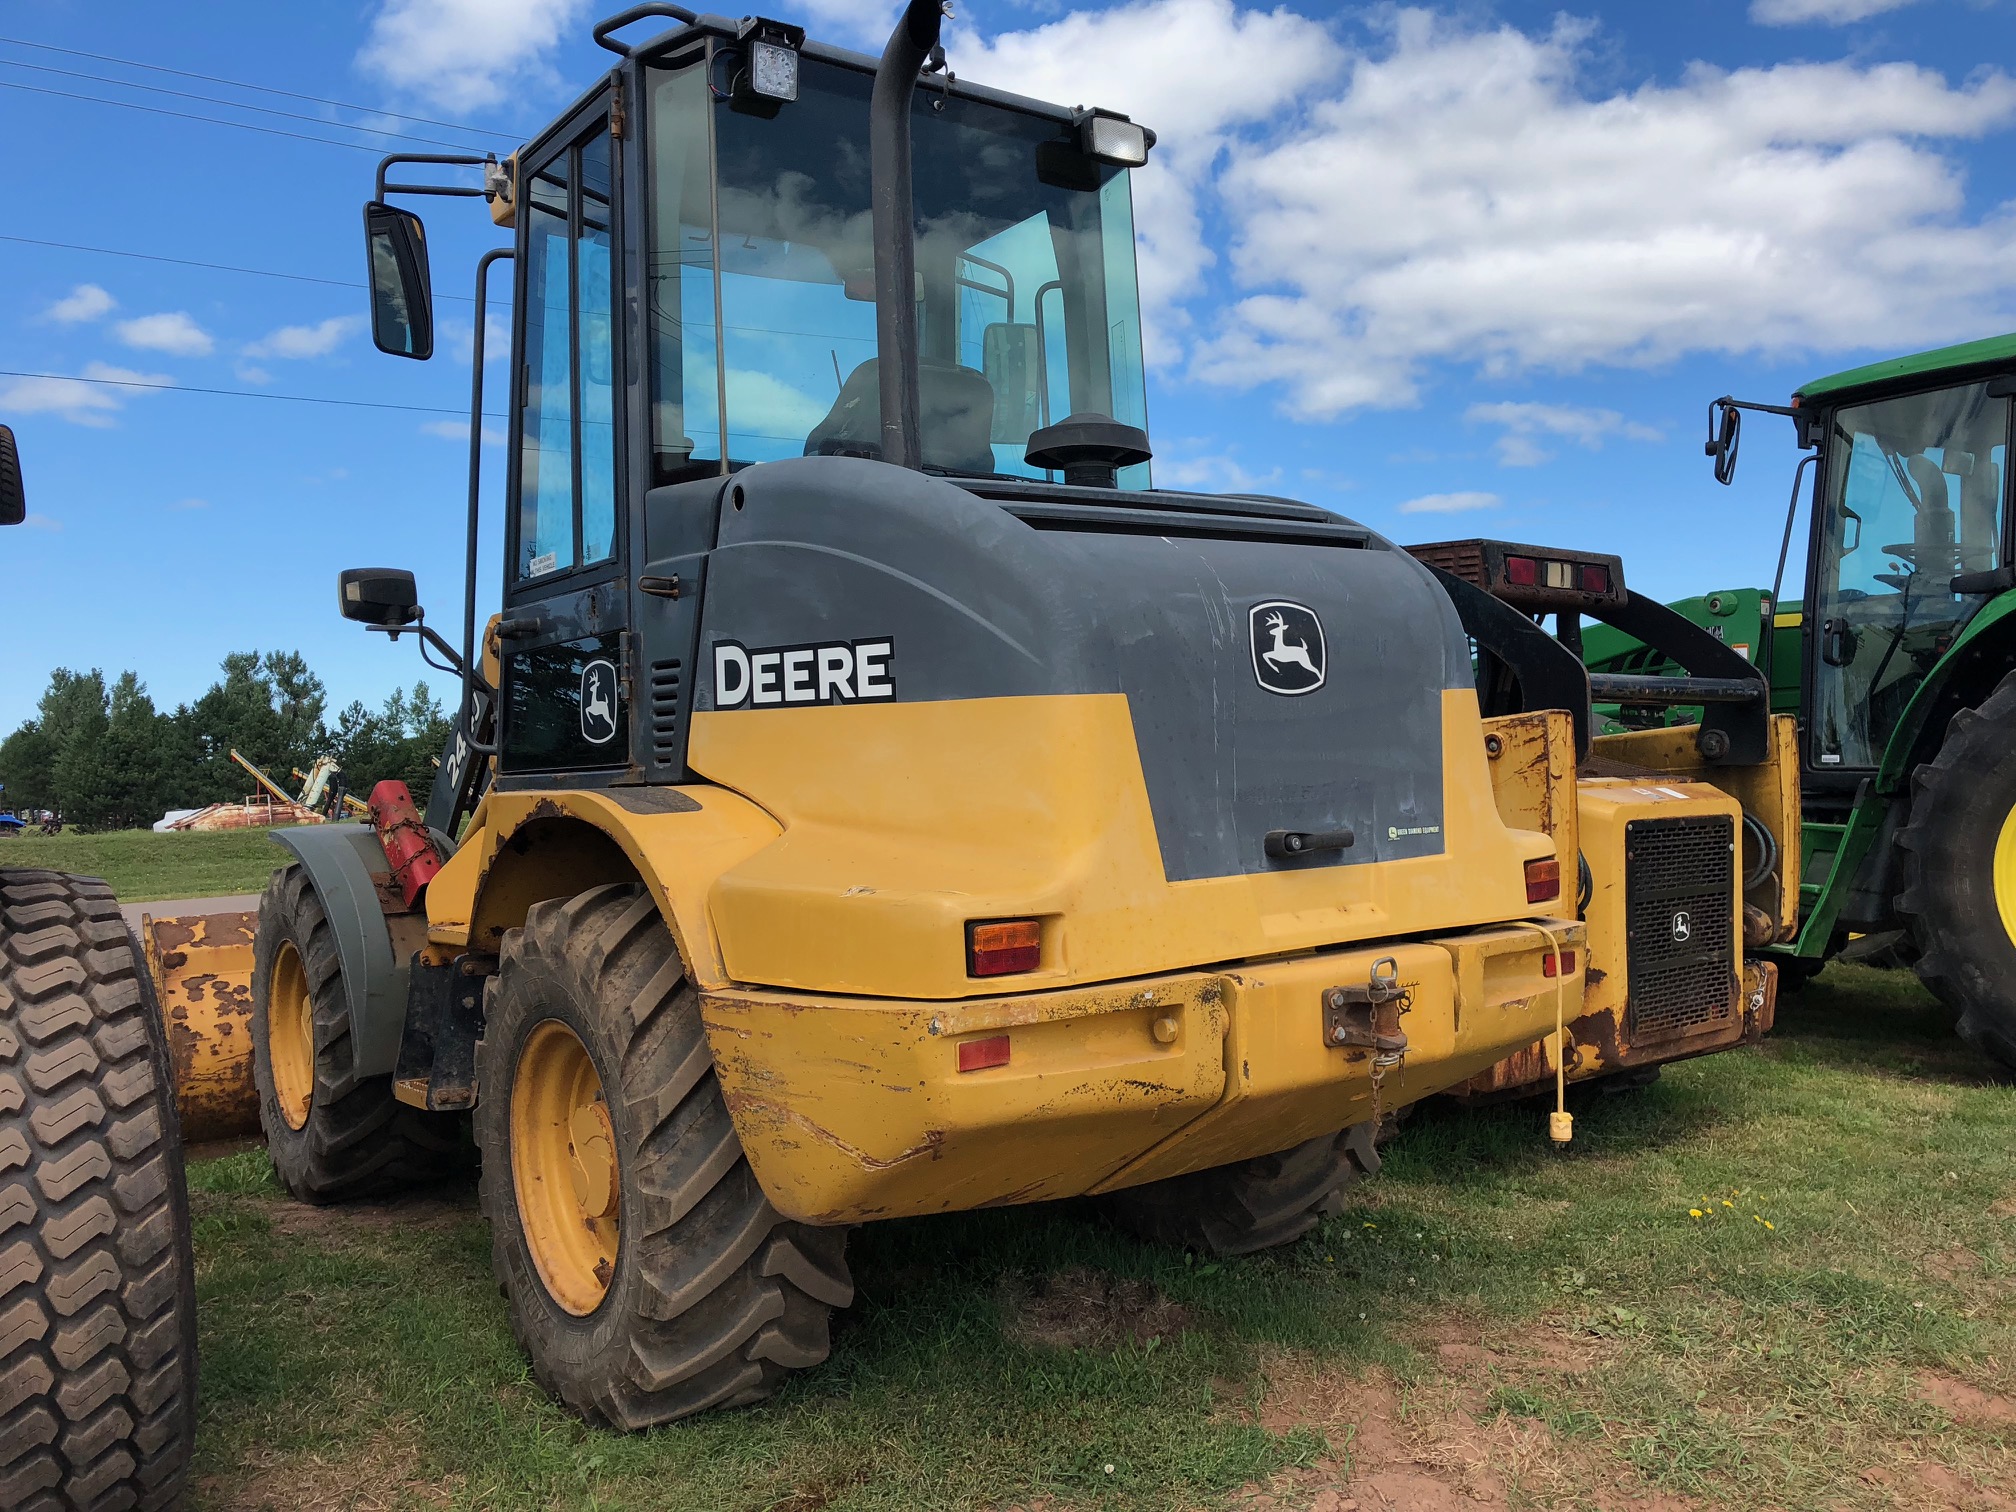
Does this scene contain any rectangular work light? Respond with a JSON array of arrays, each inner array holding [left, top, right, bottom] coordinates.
[[1077, 110, 1153, 167]]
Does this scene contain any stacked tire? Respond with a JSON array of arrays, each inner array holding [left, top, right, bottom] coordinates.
[[0, 869, 196, 1509]]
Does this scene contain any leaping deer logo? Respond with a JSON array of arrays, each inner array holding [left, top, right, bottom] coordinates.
[[580, 660, 618, 744], [1249, 601, 1327, 695]]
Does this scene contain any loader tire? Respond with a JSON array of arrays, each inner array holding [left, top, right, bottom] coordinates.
[[1895, 670, 2016, 1071], [476, 884, 852, 1430], [1104, 1121, 1381, 1257], [0, 869, 196, 1509], [251, 864, 468, 1203]]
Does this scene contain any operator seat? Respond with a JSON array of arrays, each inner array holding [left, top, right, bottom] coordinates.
[[806, 357, 997, 475]]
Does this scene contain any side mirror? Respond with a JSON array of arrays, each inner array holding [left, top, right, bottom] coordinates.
[[983, 322, 1043, 445], [339, 567, 422, 627], [0, 425, 23, 527], [363, 202, 434, 360]]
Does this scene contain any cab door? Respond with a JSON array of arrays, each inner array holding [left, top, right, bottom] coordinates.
[[498, 99, 631, 781]]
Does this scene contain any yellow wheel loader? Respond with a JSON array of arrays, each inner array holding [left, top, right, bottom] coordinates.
[[146, 0, 1784, 1431], [0, 424, 197, 1506]]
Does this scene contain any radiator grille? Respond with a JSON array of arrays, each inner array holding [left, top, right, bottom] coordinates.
[[649, 659, 682, 765], [1625, 815, 1737, 1041]]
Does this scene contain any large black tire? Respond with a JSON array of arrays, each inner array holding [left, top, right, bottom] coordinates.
[[0, 870, 195, 1509], [476, 884, 852, 1429], [1895, 671, 2016, 1069], [250, 863, 468, 1203], [1105, 1122, 1381, 1257]]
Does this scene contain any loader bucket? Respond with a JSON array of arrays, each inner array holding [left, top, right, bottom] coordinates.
[[141, 910, 261, 1142]]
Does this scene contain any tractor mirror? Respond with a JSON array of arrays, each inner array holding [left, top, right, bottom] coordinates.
[[983, 323, 1043, 445], [0, 425, 23, 527], [363, 202, 434, 360], [338, 567, 422, 627]]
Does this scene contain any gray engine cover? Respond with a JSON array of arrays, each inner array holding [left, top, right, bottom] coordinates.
[[689, 457, 1471, 883]]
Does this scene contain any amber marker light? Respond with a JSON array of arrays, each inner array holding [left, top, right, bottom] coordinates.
[[967, 919, 1042, 977], [1524, 857, 1562, 904]]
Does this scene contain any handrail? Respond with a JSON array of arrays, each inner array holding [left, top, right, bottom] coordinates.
[[462, 247, 514, 757], [375, 152, 491, 201], [593, 3, 701, 54]]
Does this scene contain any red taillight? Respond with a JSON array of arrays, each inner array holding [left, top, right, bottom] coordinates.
[[1542, 948, 1578, 978], [957, 1035, 1011, 1072], [1525, 857, 1561, 904], [1504, 554, 1539, 587], [1578, 563, 1609, 595], [967, 918, 1042, 977]]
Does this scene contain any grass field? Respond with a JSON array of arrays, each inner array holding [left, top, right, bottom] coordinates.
[[0, 826, 290, 901], [184, 964, 2016, 1512]]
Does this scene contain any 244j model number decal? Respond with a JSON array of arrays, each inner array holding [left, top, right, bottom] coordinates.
[[712, 638, 895, 709]]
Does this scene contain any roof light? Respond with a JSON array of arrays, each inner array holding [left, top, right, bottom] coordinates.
[[1504, 554, 1539, 587], [731, 17, 805, 116], [1524, 857, 1561, 905], [1078, 111, 1151, 167], [968, 919, 1042, 977], [1578, 563, 1610, 595]]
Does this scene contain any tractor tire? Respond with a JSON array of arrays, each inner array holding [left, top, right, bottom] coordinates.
[[1105, 1121, 1381, 1257], [1895, 670, 2016, 1070], [0, 869, 196, 1509], [476, 884, 852, 1430], [250, 864, 468, 1203]]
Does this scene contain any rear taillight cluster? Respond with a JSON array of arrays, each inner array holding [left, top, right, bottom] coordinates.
[[1524, 857, 1561, 905], [1504, 553, 1609, 595], [966, 918, 1041, 977]]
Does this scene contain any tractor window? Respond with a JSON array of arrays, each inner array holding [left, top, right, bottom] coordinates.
[[646, 51, 1150, 485], [1810, 380, 2009, 767], [514, 121, 620, 582]]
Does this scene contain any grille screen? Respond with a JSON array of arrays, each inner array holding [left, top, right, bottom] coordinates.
[[1625, 815, 1736, 1041], [649, 659, 682, 765]]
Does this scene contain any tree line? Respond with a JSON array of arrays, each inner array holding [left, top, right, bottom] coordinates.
[[0, 651, 451, 832]]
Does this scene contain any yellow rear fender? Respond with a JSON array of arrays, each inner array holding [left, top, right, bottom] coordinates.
[[425, 785, 781, 989]]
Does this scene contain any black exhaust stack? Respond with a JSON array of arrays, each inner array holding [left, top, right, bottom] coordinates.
[[869, 0, 945, 471]]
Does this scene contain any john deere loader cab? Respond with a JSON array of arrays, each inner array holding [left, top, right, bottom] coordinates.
[[1595, 335, 2016, 1065], [236, 0, 1683, 1430]]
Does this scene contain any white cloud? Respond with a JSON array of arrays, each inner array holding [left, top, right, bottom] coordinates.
[[44, 284, 115, 324], [958, 0, 1343, 366], [1398, 490, 1500, 514], [236, 364, 273, 386], [114, 311, 214, 357], [1152, 443, 1282, 492], [1751, 0, 1922, 22], [358, 0, 589, 111], [1467, 400, 1664, 466], [19, 514, 60, 531], [0, 362, 172, 428], [244, 315, 363, 360], [420, 418, 505, 445], [1192, 9, 2016, 417]]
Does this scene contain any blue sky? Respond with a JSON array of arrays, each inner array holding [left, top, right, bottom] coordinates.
[[4, 0, 2013, 730]]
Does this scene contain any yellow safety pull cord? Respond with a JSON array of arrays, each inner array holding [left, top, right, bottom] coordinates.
[[1516, 921, 1574, 1147]]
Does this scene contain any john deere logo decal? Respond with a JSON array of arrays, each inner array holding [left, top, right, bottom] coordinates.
[[580, 659, 619, 745], [1250, 600, 1326, 696], [1671, 910, 1693, 943]]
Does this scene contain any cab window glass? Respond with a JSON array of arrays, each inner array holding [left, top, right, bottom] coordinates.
[[515, 123, 619, 582]]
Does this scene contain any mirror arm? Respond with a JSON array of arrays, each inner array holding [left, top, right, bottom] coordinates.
[[375, 152, 494, 201], [463, 247, 515, 757]]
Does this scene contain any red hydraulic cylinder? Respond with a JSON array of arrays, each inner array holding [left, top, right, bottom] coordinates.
[[368, 780, 442, 909]]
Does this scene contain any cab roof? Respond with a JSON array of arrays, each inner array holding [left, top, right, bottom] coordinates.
[[1796, 329, 2016, 404]]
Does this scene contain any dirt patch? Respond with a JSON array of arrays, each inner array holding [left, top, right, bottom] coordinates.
[[1929, 1244, 1983, 1275], [207, 1425, 461, 1511], [268, 1188, 479, 1239], [999, 1265, 1193, 1352], [1416, 1317, 1604, 1377], [1918, 1370, 2016, 1427], [1990, 1194, 2016, 1218]]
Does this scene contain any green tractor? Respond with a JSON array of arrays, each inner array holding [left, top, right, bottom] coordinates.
[[1583, 333, 2016, 1064]]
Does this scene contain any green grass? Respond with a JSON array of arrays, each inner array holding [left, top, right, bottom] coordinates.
[[185, 965, 2016, 1511], [0, 826, 291, 901]]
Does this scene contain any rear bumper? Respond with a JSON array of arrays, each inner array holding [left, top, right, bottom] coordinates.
[[1454, 957, 1777, 1100], [700, 917, 1584, 1225]]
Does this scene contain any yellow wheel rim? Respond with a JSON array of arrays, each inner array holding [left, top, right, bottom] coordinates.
[[1996, 805, 2016, 947], [267, 941, 315, 1132], [511, 1020, 620, 1316]]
